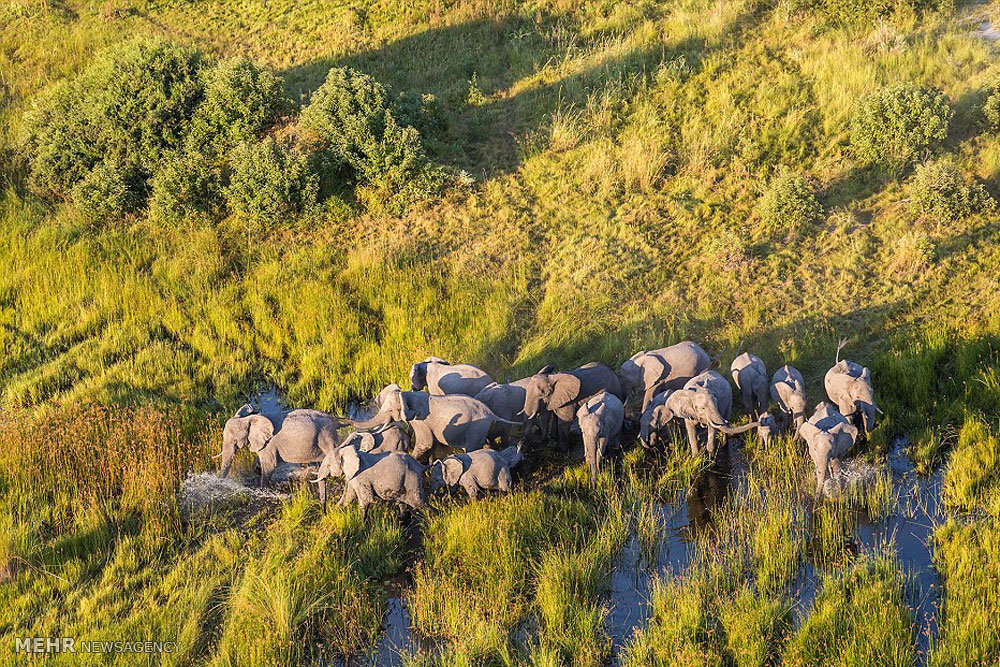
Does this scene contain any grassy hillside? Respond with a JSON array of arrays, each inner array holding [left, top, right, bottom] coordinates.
[[2, 0, 1000, 665]]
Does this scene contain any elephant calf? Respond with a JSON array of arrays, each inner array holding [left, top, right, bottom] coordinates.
[[340, 425, 410, 454], [639, 389, 673, 449], [337, 452, 427, 516], [577, 391, 624, 485], [731, 352, 768, 417], [430, 446, 523, 499], [798, 402, 859, 495], [770, 365, 807, 433], [755, 411, 779, 447]]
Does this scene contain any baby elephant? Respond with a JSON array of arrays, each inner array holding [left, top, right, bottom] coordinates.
[[731, 352, 768, 417], [337, 452, 427, 516], [577, 391, 624, 485], [340, 425, 410, 454], [639, 389, 673, 449], [430, 446, 523, 499], [797, 402, 859, 496], [755, 411, 779, 447]]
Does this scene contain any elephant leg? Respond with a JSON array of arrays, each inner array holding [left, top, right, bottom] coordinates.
[[829, 457, 843, 479], [338, 484, 358, 507], [462, 480, 480, 500], [685, 420, 700, 457], [411, 425, 434, 461], [706, 426, 717, 457], [318, 478, 327, 511], [258, 447, 278, 488], [498, 469, 512, 493], [558, 420, 571, 452], [642, 387, 656, 414]]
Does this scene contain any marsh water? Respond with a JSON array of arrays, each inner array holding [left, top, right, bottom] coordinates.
[[191, 390, 946, 665]]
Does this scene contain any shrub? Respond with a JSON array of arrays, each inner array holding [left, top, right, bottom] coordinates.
[[887, 230, 934, 280], [71, 158, 144, 222], [982, 84, 1000, 132], [186, 58, 287, 155], [298, 67, 436, 209], [22, 38, 204, 204], [226, 136, 319, 223], [851, 84, 952, 170], [759, 170, 822, 235], [149, 151, 225, 222], [908, 159, 995, 223], [815, 0, 953, 23]]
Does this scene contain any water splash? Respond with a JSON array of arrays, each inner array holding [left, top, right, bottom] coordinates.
[[179, 471, 288, 511]]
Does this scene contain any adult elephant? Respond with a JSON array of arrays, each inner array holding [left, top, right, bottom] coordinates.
[[824, 343, 881, 437], [620, 341, 713, 412], [770, 365, 807, 433], [798, 402, 859, 495], [523, 362, 623, 450], [217, 404, 343, 506], [473, 365, 554, 445], [656, 371, 758, 456], [410, 357, 494, 396], [347, 386, 519, 459]]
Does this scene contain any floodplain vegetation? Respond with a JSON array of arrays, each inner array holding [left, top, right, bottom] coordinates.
[[2, 0, 1000, 664]]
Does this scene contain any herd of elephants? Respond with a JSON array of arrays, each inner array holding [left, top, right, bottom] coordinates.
[[215, 340, 880, 514]]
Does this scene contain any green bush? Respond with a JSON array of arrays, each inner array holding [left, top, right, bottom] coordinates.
[[299, 67, 439, 210], [759, 170, 822, 235], [70, 158, 144, 222], [983, 84, 1000, 132], [908, 159, 995, 223], [851, 84, 952, 170], [22, 38, 204, 204], [186, 57, 287, 155], [226, 136, 319, 223], [149, 151, 225, 222], [808, 0, 953, 23]]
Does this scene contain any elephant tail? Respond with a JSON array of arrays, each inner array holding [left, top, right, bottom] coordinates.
[[835, 337, 848, 363]]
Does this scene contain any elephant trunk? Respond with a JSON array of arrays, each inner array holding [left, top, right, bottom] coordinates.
[[347, 408, 392, 431], [717, 421, 760, 436], [218, 440, 237, 478], [859, 402, 877, 436]]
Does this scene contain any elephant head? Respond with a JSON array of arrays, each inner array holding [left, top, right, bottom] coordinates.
[[639, 391, 675, 448], [342, 431, 378, 452], [620, 351, 665, 398], [217, 405, 275, 478], [410, 357, 448, 391], [430, 458, 464, 495], [313, 444, 363, 484], [664, 388, 728, 428], [756, 412, 778, 447], [798, 420, 859, 494], [349, 386, 416, 430], [848, 371, 880, 435], [524, 372, 582, 418]]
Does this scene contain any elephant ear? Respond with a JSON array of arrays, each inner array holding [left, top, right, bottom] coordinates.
[[860, 366, 871, 382], [235, 403, 256, 418], [341, 446, 362, 481], [797, 421, 822, 444], [399, 392, 419, 422], [652, 404, 672, 428], [358, 432, 377, 452], [549, 374, 582, 410], [247, 415, 274, 452], [442, 457, 465, 485], [643, 353, 669, 387], [830, 421, 859, 444]]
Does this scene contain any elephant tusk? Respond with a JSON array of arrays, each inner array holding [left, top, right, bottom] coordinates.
[[212, 451, 225, 459], [875, 405, 884, 415]]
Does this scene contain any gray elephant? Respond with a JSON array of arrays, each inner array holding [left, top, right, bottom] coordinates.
[[410, 358, 494, 396], [770, 365, 807, 433], [430, 446, 523, 499], [217, 404, 342, 506], [340, 424, 410, 454], [577, 391, 624, 484], [731, 352, 768, 417], [824, 345, 880, 436], [312, 443, 394, 509], [658, 371, 758, 456], [639, 389, 674, 448], [755, 411, 779, 447], [473, 366, 555, 446], [798, 402, 859, 495], [523, 362, 623, 450], [335, 452, 427, 516], [347, 386, 520, 459], [620, 341, 713, 412]]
